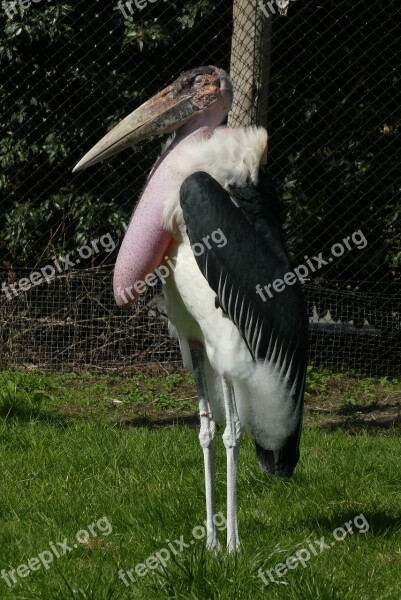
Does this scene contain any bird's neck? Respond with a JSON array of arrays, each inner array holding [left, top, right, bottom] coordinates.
[[141, 124, 216, 205], [154, 124, 216, 170]]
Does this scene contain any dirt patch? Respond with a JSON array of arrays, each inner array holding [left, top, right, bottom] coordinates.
[[305, 373, 401, 432]]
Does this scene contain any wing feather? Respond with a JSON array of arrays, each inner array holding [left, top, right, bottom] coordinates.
[[180, 169, 308, 399]]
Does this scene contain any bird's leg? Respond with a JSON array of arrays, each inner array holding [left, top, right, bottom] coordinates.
[[222, 376, 242, 553], [189, 341, 220, 550]]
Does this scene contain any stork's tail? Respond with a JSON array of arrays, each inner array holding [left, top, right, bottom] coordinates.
[[255, 425, 302, 478]]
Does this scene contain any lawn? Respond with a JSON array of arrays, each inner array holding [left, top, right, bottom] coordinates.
[[0, 368, 400, 599]]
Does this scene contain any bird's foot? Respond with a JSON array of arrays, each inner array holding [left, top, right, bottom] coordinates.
[[227, 537, 240, 554], [206, 534, 221, 551]]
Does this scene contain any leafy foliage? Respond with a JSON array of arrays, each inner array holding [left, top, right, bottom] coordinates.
[[0, 0, 224, 266], [269, 1, 401, 290], [0, 0, 399, 293]]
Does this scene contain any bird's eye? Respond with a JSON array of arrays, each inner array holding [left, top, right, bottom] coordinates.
[[194, 75, 203, 84]]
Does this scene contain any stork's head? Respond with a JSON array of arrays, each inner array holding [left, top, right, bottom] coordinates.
[[72, 66, 232, 172]]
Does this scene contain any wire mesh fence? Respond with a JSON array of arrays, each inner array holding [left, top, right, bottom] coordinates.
[[1, 267, 400, 376], [0, 0, 400, 376], [0, 268, 180, 373]]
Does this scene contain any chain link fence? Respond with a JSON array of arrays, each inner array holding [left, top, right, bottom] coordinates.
[[0, 0, 400, 376]]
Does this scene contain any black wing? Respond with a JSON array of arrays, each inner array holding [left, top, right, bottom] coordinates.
[[180, 169, 308, 369], [180, 169, 309, 476]]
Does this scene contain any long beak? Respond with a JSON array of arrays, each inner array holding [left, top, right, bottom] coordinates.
[[72, 84, 198, 172]]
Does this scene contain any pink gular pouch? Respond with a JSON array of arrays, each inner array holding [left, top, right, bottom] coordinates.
[[112, 191, 172, 307], [72, 66, 232, 309]]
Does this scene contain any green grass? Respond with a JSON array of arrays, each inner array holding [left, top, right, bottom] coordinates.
[[0, 369, 400, 599]]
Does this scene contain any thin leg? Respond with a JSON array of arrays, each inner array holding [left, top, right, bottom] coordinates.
[[189, 341, 220, 550], [222, 376, 242, 553]]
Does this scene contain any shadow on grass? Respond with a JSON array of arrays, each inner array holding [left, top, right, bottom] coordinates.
[[0, 404, 70, 428], [334, 402, 401, 416], [307, 395, 401, 433], [304, 512, 401, 538], [117, 414, 199, 430], [119, 406, 401, 435], [316, 402, 401, 433]]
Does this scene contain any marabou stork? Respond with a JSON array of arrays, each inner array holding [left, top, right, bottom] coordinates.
[[73, 66, 308, 552]]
